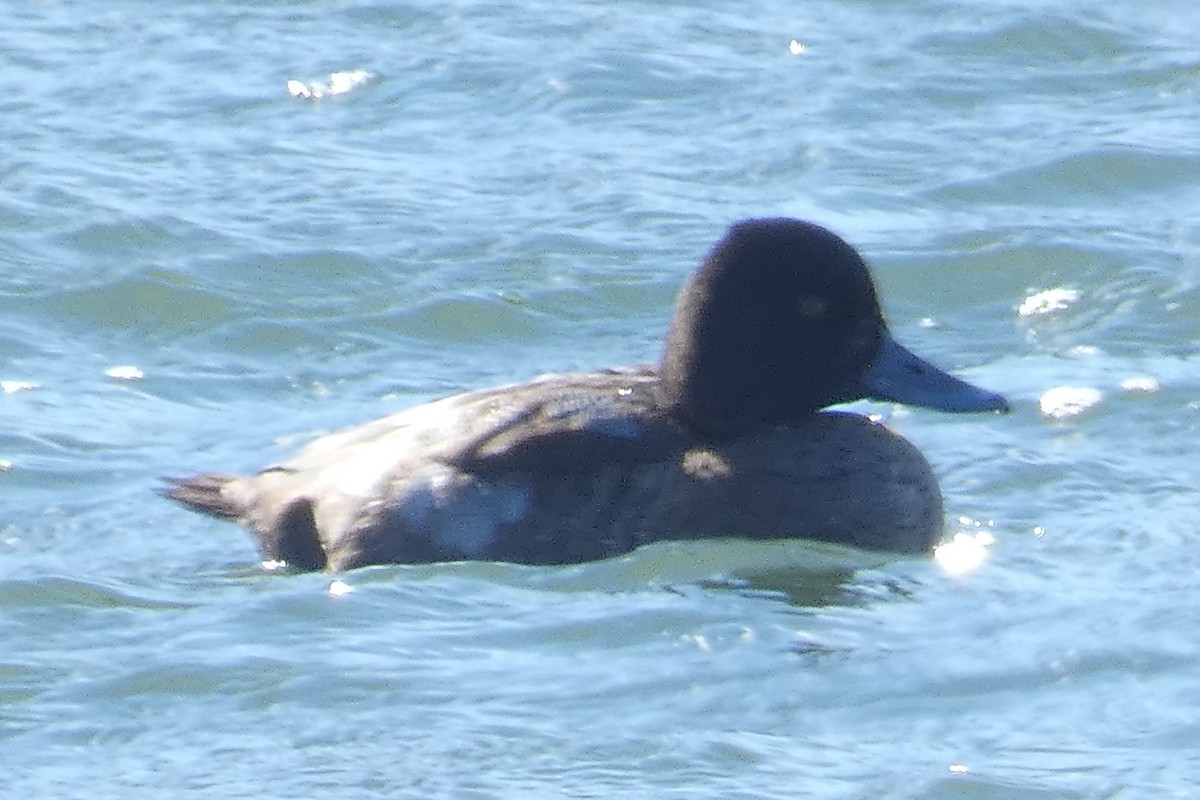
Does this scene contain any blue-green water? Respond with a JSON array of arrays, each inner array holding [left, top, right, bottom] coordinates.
[[4, 1, 1200, 796]]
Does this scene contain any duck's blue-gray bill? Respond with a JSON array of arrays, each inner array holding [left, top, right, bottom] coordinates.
[[858, 334, 1010, 413]]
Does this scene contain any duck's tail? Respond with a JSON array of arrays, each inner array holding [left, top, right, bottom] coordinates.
[[158, 474, 245, 521]]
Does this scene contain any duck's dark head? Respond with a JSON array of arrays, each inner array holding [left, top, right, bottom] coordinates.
[[658, 218, 1008, 437]]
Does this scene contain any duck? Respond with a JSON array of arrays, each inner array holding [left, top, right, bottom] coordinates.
[[162, 218, 1008, 572]]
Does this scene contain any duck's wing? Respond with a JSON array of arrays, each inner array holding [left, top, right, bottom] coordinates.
[[162, 366, 695, 570], [236, 365, 677, 477], [433, 366, 693, 475]]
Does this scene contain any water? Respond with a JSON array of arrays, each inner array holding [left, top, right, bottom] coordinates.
[[3, 0, 1200, 796]]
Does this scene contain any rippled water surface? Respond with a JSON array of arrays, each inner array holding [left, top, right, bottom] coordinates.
[[4, 1, 1200, 797]]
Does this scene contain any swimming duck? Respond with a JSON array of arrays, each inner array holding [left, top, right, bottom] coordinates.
[[163, 218, 1008, 572]]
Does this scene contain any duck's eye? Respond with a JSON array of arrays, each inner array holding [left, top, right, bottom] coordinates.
[[798, 296, 828, 318]]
